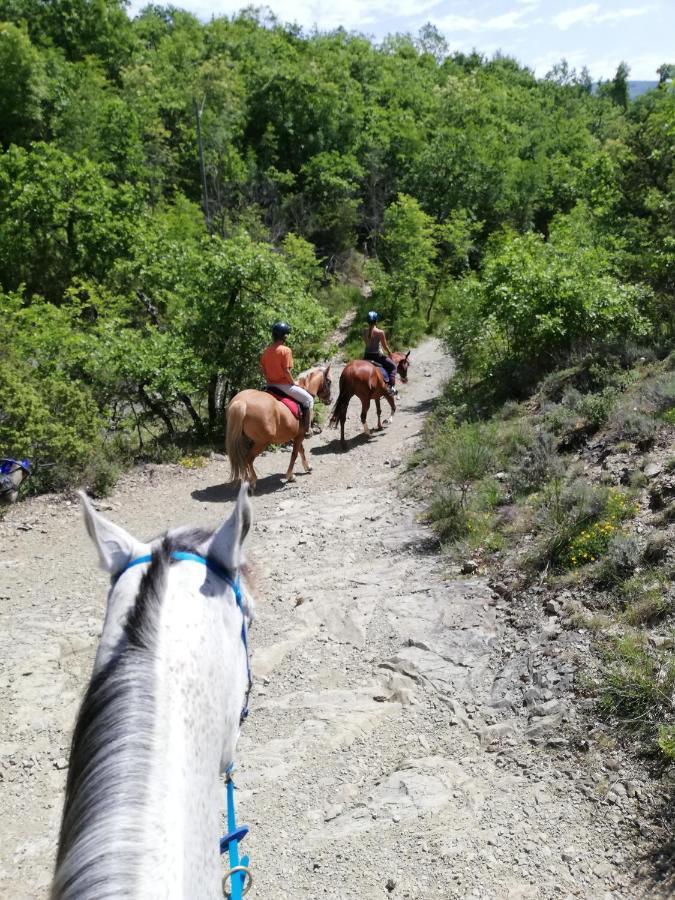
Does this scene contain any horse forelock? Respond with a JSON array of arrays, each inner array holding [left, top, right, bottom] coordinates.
[[53, 527, 218, 898]]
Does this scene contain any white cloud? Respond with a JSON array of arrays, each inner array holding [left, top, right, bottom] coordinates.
[[552, 3, 651, 31], [533, 47, 663, 80], [552, 2, 597, 29], [437, 8, 528, 33], [128, 0, 442, 29]]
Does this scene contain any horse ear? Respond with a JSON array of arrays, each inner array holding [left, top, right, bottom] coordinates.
[[324, 364, 331, 374], [209, 482, 252, 573], [405, 350, 410, 359], [79, 491, 146, 576]]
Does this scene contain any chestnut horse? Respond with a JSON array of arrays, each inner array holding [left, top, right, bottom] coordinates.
[[391, 350, 411, 385], [226, 365, 332, 487], [329, 352, 410, 449]]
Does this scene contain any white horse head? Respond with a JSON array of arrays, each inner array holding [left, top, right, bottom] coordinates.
[[52, 484, 254, 900]]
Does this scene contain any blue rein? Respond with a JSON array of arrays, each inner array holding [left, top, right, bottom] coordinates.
[[119, 550, 253, 897]]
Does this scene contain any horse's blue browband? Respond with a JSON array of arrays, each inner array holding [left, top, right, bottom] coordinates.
[[122, 550, 239, 595]]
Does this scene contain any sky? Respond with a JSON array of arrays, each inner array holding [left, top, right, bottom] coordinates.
[[126, 0, 673, 81]]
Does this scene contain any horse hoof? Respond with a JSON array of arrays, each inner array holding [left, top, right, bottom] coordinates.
[[305, 465, 313, 474], [286, 474, 296, 483]]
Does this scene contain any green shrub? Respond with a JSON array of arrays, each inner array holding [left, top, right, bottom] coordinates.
[[658, 726, 675, 762], [544, 403, 577, 436], [510, 429, 561, 495], [497, 418, 533, 460], [84, 455, 122, 498], [445, 220, 652, 386], [595, 533, 641, 585], [637, 370, 675, 416], [599, 633, 675, 760], [574, 388, 619, 429], [565, 490, 637, 569], [428, 491, 470, 542], [318, 283, 363, 323], [0, 354, 106, 492], [607, 408, 657, 449], [435, 422, 497, 503], [624, 590, 671, 626], [528, 480, 636, 571]]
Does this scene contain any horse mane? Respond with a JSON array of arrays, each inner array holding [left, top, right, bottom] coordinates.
[[52, 528, 213, 900], [297, 364, 324, 384]]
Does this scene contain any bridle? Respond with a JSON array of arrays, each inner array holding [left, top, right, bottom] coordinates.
[[117, 550, 252, 722], [313, 369, 332, 404], [317, 372, 332, 404], [115, 549, 254, 898]]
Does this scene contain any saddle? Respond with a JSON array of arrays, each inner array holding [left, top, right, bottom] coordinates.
[[366, 360, 391, 384], [264, 386, 302, 420]]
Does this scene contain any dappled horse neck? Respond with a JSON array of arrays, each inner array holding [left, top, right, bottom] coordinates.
[[52, 530, 213, 899]]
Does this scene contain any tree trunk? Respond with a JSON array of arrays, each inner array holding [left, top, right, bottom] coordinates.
[[138, 384, 174, 437], [208, 374, 219, 433], [178, 392, 205, 438]]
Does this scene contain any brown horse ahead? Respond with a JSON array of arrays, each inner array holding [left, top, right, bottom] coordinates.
[[391, 350, 411, 384], [226, 365, 332, 487], [329, 351, 411, 449]]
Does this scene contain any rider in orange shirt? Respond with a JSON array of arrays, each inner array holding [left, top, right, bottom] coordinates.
[[260, 322, 313, 436]]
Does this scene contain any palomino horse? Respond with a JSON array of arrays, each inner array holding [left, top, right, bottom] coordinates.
[[226, 365, 332, 487], [52, 486, 254, 900], [329, 352, 411, 449]]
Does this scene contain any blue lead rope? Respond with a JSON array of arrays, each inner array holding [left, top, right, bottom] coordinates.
[[220, 765, 251, 898], [118, 550, 253, 894]]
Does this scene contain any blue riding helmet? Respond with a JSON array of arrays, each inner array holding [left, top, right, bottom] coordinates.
[[271, 321, 291, 341], [367, 311, 378, 323]]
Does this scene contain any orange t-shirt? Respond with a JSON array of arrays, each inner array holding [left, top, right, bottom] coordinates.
[[261, 343, 293, 384]]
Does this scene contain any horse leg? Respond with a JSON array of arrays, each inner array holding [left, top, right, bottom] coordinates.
[[375, 398, 383, 430], [246, 443, 266, 490], [361, 397, 371, 436], [299, 440, 312, 474], [286, 436, 302, 482]]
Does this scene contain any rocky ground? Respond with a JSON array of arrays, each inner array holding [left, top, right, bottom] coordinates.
[[0, 338, 668, 898]]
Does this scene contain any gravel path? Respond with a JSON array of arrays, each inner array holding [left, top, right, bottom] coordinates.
[[0, 339, 654, 898]]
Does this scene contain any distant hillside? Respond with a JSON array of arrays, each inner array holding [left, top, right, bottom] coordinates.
[[592, 80, 659, 99], [628, 80, 658, 98]]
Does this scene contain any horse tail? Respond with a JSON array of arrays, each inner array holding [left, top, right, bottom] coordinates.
[[226, 398, 252, 483], [329, 378, 351, 428]]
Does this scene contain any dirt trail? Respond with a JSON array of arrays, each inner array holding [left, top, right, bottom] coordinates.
[[0, 339, 649, 898]]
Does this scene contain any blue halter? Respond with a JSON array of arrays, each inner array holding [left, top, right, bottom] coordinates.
[[119, 550, 252, 718], [118, 549, 253, 896]]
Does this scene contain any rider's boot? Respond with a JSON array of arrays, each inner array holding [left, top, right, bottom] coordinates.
[[301, 406, 312, 437]]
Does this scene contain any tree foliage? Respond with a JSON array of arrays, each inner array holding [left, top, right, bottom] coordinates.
[[0, 6, 671, 490]]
